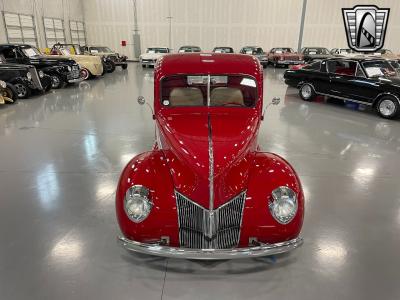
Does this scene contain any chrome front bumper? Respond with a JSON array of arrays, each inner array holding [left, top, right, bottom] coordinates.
[[118, 236, 303, 260]]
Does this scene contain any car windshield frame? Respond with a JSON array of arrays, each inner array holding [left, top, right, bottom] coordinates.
[[361, 60, 397, 78], [21, 46, 42, 58], [305, 48, 329, 55], [160, 74, 258, 108], [147, 48, 169, 54]]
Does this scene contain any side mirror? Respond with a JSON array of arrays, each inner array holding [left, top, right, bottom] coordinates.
[[271, 97, 280, 105], [137, 96, 146, 105], [261, 97, 281, 120]]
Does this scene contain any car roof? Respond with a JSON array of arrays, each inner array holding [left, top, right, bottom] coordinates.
[[155, 53, 262, 79], [179, 45, 200, 48], [325, 56, 387, 62]]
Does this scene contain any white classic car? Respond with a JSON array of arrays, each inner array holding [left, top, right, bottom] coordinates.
[[139, 47, 170, 68]]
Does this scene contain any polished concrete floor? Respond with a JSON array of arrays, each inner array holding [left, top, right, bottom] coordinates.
[[1, 63, 400, 300]]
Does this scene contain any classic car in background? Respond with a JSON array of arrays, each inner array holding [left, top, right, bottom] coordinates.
[[82, 45, 128, 71], [212, 47, 234, 53], [116, 53, 304, 259], [330, 48, 360, 58], [0, 44, 80, 89], [139, 47, 170, 68], [178, 45, 201, 53], [0, 59, 52, 99], [267, 48, 304, 67], [0, 80, 15, 104], [284, 57, 400, 119], [239, 46, 268, 68], [300, 47, 333, 62], [48, 43, 103, 80]]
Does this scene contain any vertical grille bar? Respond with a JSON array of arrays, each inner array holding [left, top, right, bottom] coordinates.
[[176, 191, 246, 249]]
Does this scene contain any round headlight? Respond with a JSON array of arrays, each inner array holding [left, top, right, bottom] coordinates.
[[38, 70, 44, 78], [269, 186, 297, 224], [124, 185, 153, 223], [26, 72, 32, 81], [0, 80, 6, 89]]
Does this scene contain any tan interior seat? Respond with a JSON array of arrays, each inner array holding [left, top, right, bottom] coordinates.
[[210, 87, 244, 106], [169, 87, 203, 106]]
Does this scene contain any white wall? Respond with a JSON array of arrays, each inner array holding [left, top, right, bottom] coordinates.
[[0, 0, 84, 48]]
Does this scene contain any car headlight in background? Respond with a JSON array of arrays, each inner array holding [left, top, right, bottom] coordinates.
[[124, 185, 153, 223], [269, 186, 298, 224], [26, 72, 32, 81], [38, 70, 44, 78], [0, 80, 6, 89]]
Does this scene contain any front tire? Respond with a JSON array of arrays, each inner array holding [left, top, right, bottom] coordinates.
[[14, 83, 31, 99], [80, 68, 91, 80], [51, 74, 64, 89], [299, 83, 316, 101], [122, 64, 128, 70], [106, 60, 116, 73], [3, 83, 18, 100], [376, 96, 399, 119]]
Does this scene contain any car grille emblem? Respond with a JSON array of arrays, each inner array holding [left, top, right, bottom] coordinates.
[[342, 5, 390, 52]]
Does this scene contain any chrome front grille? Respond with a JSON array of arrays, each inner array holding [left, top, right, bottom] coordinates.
[[176, 191, 246, 249], [29, 67, 43, 90]]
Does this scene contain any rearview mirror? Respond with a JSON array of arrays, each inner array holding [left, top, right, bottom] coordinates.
[[137, 96, 146, 105], [271, 97, 280, 105]]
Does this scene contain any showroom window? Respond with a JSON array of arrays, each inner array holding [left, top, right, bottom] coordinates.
[[2, 12, 38, 47], [70, 20, 86, 45], [43, 17, 66, 47]]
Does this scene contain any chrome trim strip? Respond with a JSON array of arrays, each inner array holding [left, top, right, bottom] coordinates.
[[316, 92, 373, 106], [207, 114, 214, 211], [118, 236, 303, 260]]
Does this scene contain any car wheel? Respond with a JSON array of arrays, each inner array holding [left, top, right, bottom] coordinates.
[[376, 96, 399, 119], [3, 83, 17, 101], [80, 68, 91, 80], [106, 61, 116, 73], [14, 83, 31, 99], [51, 74, 64, 89], [299, 83, 316, 101], [122, 64, 128, 70]]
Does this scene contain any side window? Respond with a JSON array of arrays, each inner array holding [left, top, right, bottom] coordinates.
[[327, 60, 357, 76], [1, 48, 17, 59], [304, 61, 321, 71]]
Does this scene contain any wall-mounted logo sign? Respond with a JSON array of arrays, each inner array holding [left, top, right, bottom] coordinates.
[[342, 5, 390, 52]]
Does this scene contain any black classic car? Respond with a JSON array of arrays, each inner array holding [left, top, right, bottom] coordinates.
[[212, 47, 234, 53], [82, 45, 128, 71], [0, 44, 81, 89], [300, 47, 333, 63], [239, 46, 268, 67], [284, 57, 400, 119], [0, 61, 52, 99]]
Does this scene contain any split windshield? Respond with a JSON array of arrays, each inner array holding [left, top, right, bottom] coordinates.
[[362, 60, 397, 78], [161, 75, 257, 107]]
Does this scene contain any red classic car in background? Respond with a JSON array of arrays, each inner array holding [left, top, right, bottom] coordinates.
[[268, 48, 305, 68], [116, 53, 304, 259]]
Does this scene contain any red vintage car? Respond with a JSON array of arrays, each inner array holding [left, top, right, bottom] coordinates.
[[268, 48, 305, 68], [116, 53, 304, 259]]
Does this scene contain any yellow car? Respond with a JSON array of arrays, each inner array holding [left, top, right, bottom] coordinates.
[[45, 44, 103, 80]]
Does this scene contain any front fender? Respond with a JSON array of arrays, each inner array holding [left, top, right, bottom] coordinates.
[[116, 151, 179, 245], [239, 152, 304, 245]]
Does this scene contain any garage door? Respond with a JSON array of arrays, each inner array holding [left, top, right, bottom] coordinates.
[[44, 17, 66, 47], [3, 12, 38, 47]]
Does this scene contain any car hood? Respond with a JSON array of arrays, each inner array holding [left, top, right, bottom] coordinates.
[[156, 109, 260, 208], [31, 55, 75, 65], [0, 62, 30, 70], [141, 53, 165, 60]]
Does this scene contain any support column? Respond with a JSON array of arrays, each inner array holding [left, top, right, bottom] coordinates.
[[297, 0, 307, 52]]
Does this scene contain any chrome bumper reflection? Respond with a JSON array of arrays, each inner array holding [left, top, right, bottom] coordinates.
[[68, 78, 84, 83], [118, 236, 303, 260]]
